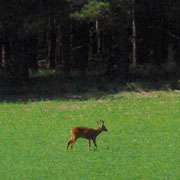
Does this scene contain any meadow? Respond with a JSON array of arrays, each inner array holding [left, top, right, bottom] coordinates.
[[0, 90, 180, 180]]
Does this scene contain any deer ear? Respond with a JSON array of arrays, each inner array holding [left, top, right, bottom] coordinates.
[[101, 120, 104, 124]]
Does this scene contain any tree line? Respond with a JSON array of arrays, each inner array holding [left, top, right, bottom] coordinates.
[[0, 0, 179, 81]]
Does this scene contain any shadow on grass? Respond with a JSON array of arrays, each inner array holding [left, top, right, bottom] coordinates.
[[0, 70, 179, 103]]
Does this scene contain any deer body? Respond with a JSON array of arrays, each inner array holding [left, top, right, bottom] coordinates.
[[67, 121, 107, 150]]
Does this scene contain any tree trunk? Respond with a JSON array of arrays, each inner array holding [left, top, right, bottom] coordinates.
[[26, 35, 38, 73], [16, 39, 29, 80], [3, 41, 11, 65], [79, 22, 89, 73], [132, 2, 137, 68], [55, 25, 62, 68], [106, 31, 113, 74], [61, 7, 71, 73], [47, 16, 56, 69], [134, 0, 152, 65], [152, 0, 169, 67], [174, 40, 180, 68], [96, 20, 101, 54], [0, 42, 2, 64], [9, 38, 29, 81], [28, 48, 38, 73], [90, 23, 98, 57]]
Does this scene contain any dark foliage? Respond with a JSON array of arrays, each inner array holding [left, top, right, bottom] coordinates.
[[0, 0, 179, 98]]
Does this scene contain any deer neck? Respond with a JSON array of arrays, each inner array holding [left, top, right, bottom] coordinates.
[[96, 127, 102, 136]]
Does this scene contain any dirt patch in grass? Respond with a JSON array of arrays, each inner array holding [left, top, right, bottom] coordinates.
[[56, 104, 81, 110]]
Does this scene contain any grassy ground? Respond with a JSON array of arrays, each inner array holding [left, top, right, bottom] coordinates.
[[0, 90, 180, 179]]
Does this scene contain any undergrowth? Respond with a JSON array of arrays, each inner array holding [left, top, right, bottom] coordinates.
[[0, 65, 179, 102]]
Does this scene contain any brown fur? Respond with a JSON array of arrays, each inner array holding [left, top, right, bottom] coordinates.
[[67, 121, 107, 150]]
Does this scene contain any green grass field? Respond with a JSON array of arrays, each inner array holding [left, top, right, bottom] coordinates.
[[0, 91, 180, 180]]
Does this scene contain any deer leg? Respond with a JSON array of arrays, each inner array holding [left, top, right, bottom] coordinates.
[[88, 140, 91, 150], [67, 139, 73, 150], [70, 138, 77, 151], [93, 139, 97, 148]]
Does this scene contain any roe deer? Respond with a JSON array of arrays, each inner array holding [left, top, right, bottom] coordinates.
[[67, 120, 107, 150]]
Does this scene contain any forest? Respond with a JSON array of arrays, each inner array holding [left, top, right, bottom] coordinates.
[[0, 0, 180, 97]]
